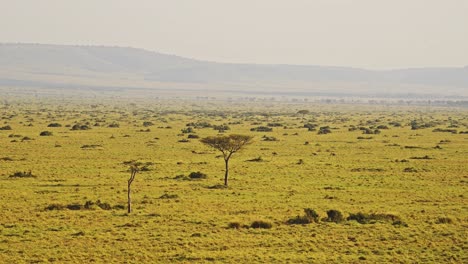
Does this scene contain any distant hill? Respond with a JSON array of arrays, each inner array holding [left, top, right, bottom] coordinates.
[[1, 43, 467, 98]]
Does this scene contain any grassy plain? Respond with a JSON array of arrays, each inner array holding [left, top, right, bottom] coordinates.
[[0, 98, 467, 263]]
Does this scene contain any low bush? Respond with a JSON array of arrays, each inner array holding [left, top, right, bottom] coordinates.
[[318, 126, 332, 134], [227, 222, 241, 229], [189, 171, 207, 179], [71, 124, 90, 130], [39, 131, 53, 136], [250, 220, 272, 229], [287, 208, 319, 225], [47, 123, 62, 127], [324, 209, 344, 223], [435, 217, 454, 224], [250, 126, 273, 132], [9, 171, 35, 178]]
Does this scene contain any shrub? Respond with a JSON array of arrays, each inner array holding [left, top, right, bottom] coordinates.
[[287, 208, 319, 225], [71, 124, 90, 130], [66, 204, 82, 210], [213, 125, 230, 131], [108, 123, 120, 128], [143, 121, 154, 127], [267, 122, 283, 127], [9, 171, 35, 178], [347, 212, 402, 224], [96, 200, 112, 210], [324, 209, 344, 223], [318, 126, 331, 134], [0, 125, 12, 130], [45, 204, 65, 210], [188, 171, 207, 179], [403, 167, 418, 173], [304, 123, 317, 131], [39, 131, 53, 136], [432, 128, 457, 134], [47, 123, 62, 127], [436, 217, 454, 224], [250, 220, 272, 229], [187, 134, 199, 139], [250, 126, 273, 132], [347, 212, 371, 224], [227, 222, 241, 229], [181, 127, 194, 133]]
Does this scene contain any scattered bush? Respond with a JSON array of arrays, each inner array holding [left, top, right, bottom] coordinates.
[[45, 200, 121, 211], [47, 123, 62, 127], [81, 144, 103, 149], [39, 131, 53, 136], [108, 123, 120, 128], [435, 217, 454, 224], [0, 125, 12, 130], [227, 222, 241, 229], [71, 124, 90, 130], [213, 124, 230, 131], [187, 134, 199, 139], [287, 208, 320, 225], [347, 212, 402, 225], [188, 171, 207, 179], [403, 167, 418, 173], [267, 122, 283, 127], [304, 123, 317, 131], [250, 126, 273, 132], [324, 209, 344, 223], [45, 204, 65, 210], [262, 136, 278, 141], [318, 126, 332, 134], [181, 127, 194, 133], [9, 171, 35, 178], [410, 155, 432, 160], [250, 220, 272, 229], [432, 128, 457, 133], [143, 121, 154, 127]]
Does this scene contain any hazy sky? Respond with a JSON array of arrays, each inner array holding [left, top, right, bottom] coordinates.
[[1, 0, 467, 69]]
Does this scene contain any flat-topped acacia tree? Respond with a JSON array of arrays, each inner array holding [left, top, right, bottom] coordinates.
[[200, 134, 253, 186]]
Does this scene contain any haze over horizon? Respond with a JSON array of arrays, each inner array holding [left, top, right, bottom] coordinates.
[[1, 0, 468, 70]]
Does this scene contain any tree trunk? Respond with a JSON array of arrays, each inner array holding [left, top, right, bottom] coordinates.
[[127, 181, 132, 213], [224, 159, 229, 186]]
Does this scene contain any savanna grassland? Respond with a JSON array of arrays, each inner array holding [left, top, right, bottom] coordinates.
[[0, 98, 467, 263]]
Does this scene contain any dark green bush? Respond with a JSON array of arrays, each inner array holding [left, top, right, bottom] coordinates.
[[189, 171, 207, 179], [40, 131, 53, 136], [251, 126, 273, 132], [250, 220, 272, 229], [9, 171, 35, 178], [47, 123, 62, 127], [325, 209, 344, 223], [287, 208, 320, 225]]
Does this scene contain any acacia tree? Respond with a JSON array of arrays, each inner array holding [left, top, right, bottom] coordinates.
[[200, 134, 253, 186], [297, 110, 310, 120]]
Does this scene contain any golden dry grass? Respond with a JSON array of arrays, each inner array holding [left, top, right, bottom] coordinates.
[[0, 99, 467, 263]]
